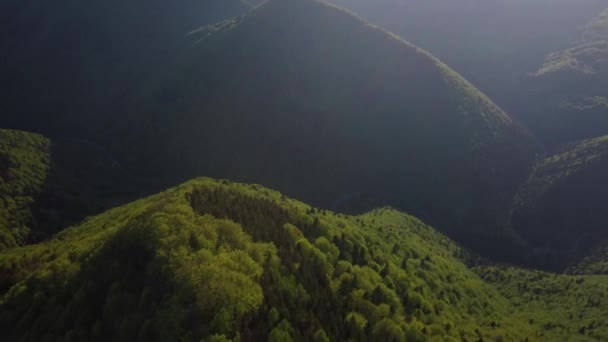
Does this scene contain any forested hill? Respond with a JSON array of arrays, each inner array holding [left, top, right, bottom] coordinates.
[[92, 0, 537, 261], [1, 177, 608, 341]]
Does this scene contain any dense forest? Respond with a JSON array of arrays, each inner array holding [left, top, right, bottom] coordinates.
[[1, 0, 608, 340], [2, 178, 608, 341]]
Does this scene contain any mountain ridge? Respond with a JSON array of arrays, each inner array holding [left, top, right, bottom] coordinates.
[[106, 0, 536, 262]]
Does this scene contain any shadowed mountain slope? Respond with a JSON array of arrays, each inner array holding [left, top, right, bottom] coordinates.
[[103, 0, 536, 260], [0, 129, 144, 250], [328, 0, 607, 148], [511, 135, 608, 271], [1, 0, 541, 262], [0, 0, 259, 136]]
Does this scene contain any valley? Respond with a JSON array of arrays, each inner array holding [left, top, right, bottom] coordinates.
[[1, 0, 608, 340]]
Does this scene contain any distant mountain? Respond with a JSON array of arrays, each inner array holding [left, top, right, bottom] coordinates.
[[327, 0, 605, 99], [2, 177, 608, 341], [568, 240, 608, 275], [84, 0, 536, 260], [327, 0, 607, 148], [0, 0, 258, 136], [511, 135, 608, 271], [536, 7, 608, 77], [525, 8, 608, 146], [0, 129, 144, 250]]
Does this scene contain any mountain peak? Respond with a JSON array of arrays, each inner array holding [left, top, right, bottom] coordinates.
[[115, 0, 537, 258]]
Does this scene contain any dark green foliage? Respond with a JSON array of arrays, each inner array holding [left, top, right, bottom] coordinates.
[[0, 129, 50, 249]]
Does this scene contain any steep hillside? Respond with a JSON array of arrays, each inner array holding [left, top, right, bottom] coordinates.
[[328, 0, 608, 149], [0, 130, 50, 249], [0, 0, 258, 136], [568, 241, 608, 275], [511, 135, 608, 271], [0, 129, 143, 250], [525, 8, 608, 146], [1, 177, 607, 341], [100, 0, 536, 261]]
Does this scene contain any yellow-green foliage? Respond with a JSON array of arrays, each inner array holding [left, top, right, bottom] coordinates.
[[1, 178, 607, 341], [477, 265, 608, 340], [0, 129, 50, 250]]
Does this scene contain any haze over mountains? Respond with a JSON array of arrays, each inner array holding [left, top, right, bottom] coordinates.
[[329, 0, 608, 148], [2, 0, 608, 340], [527, 8, 608, 146], [113, 0, 536, 256]]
